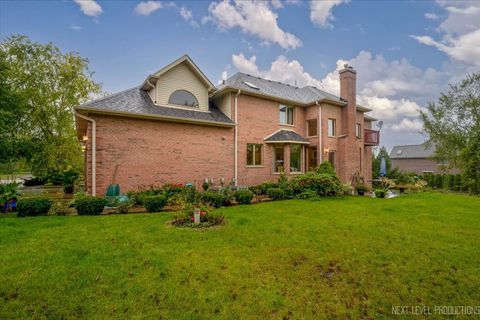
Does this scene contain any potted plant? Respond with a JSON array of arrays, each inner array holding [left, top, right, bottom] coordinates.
[[355, 184, 367, 196], [0, 182, 22, 213], [374, 188, 386, 198], [62, 168, 79, 194]]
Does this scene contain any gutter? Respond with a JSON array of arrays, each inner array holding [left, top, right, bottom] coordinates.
[[316, 101, 323, 163], [74, 107, 235, 127], [234, 89, 241, 186], [75, 112, 96, 196]]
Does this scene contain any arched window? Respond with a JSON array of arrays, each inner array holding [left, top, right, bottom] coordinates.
[[168, 90, 199, 108]]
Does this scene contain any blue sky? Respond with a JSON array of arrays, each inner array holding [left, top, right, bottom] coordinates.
[[1, 0, 479, 149]]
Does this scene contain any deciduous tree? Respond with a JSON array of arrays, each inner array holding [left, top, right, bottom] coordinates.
[[420, 73, 480, 194]]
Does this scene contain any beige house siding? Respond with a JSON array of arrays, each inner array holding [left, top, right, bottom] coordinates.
[[155, 62, 209, 111], [213, 93, 232, 119]]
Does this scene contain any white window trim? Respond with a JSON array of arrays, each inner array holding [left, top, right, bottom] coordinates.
[[327, 118, 336, 137], [279, 104, 294, 126]]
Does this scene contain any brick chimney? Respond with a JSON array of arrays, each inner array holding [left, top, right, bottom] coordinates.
[[339, 64, 356, 138], [338, 64, 358, 183]]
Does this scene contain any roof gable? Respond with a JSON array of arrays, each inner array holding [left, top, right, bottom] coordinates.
[[142, 55, 215, 91]]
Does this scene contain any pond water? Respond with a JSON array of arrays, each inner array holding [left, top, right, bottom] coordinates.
[[20, 185, 73, 200]]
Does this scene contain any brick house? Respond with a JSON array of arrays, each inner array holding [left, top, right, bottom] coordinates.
[[75, 55, 379, 196]]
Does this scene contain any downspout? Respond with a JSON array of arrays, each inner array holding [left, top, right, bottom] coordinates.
[[234, 89, 241, 186], [316, 101, 323, 163], [75, 112, 96, 196]]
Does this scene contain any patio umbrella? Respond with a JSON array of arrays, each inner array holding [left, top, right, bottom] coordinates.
[[379, 156, 387, 177]]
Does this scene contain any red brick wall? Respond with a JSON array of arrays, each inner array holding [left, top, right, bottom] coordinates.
[[236, 94, 307, 185], [83, 93, 375, 193], [84, 114, 234, 195]]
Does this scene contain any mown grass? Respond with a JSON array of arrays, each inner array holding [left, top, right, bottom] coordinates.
[[1, 193, 479, 319]]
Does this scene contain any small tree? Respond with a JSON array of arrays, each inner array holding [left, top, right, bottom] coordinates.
[[1, 35, 101, 178]]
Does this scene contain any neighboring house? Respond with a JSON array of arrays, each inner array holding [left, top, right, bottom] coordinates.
[[75, 55, 379, 196], [390, 142, 458, 174]]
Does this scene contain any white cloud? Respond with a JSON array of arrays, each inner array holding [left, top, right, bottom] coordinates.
[[205, 0, 302, 49], [413, 2, 480, 66], [179, 6, 199, 27], [412, 30, 480, 66], [310, 0, 348, 28], [73, 0, 103, 17], [424, 12, 439, 20], [135, 1, 164, 16], [69, 25, 82, 31], [134, 1, 198, 26], [271, 0, 283, 9], [390, 118, 424, 132]]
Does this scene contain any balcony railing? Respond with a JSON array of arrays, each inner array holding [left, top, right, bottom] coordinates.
[[364, 129, 380, 146]]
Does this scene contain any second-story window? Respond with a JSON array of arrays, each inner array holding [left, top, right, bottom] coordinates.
[[356, 123, 361, 139], [279, 104, 294, 125], [307, 119, 317, 137], [168, 90, 199, 108], [328, 119, 336, 137]]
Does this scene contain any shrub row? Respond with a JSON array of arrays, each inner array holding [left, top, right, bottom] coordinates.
[[249, 162, 343, 201], [422, 173, 464, 191]]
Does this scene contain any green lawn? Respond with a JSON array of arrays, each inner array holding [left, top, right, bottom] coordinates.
[[1, 193, 479, 319]]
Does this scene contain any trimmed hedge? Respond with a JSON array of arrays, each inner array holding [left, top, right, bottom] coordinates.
[[17, 197, 52, 217], [75, 196, 106, 215], [266, 187, 286, 200], [144, 195, 167, 212], [199, 192, 226, 208], [234, 190, 254, 204]]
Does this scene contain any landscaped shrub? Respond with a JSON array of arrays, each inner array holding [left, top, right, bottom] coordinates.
[[17, 197, 52, 217], [434, 174, 443, 189], [339, 183, 353, 195], [295, 189, 321, 200], [250, 181, 279, 195], [290, 172, 341, 196], [116, 200, 134, 214], [375, 189, 386, 198], [453, 174, 463, 191], [48, 201, 71, 216], [316, 161, 336, 176], [267, 187, 286, 200], [75, 196, 106, 215], [144, 195, 167, 212], [172, 202, 223, 228], [442, 174, 453, 190], [234, 189, 254, 204], [199, 192, 226, 208]]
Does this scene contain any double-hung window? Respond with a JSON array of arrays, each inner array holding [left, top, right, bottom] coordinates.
[[247, 144, 262, 166], [328, 119, 336, 137], [356, 123, 361, 139], [307, 119, 317, 137], [279, 105, 294, 125]]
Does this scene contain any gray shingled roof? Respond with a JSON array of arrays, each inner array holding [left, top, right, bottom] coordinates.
[[76, 87, 234, 125], [265, 130, 309, 143], [390, 142, 435, 159], [217, 72, 344, 105]]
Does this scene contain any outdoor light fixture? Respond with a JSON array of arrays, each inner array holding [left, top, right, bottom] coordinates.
[[324, 147, 330, 153], [82, 135, 88, 141]]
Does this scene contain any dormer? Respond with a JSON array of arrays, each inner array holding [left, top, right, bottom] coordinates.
[[141, 55, 215, 112]]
